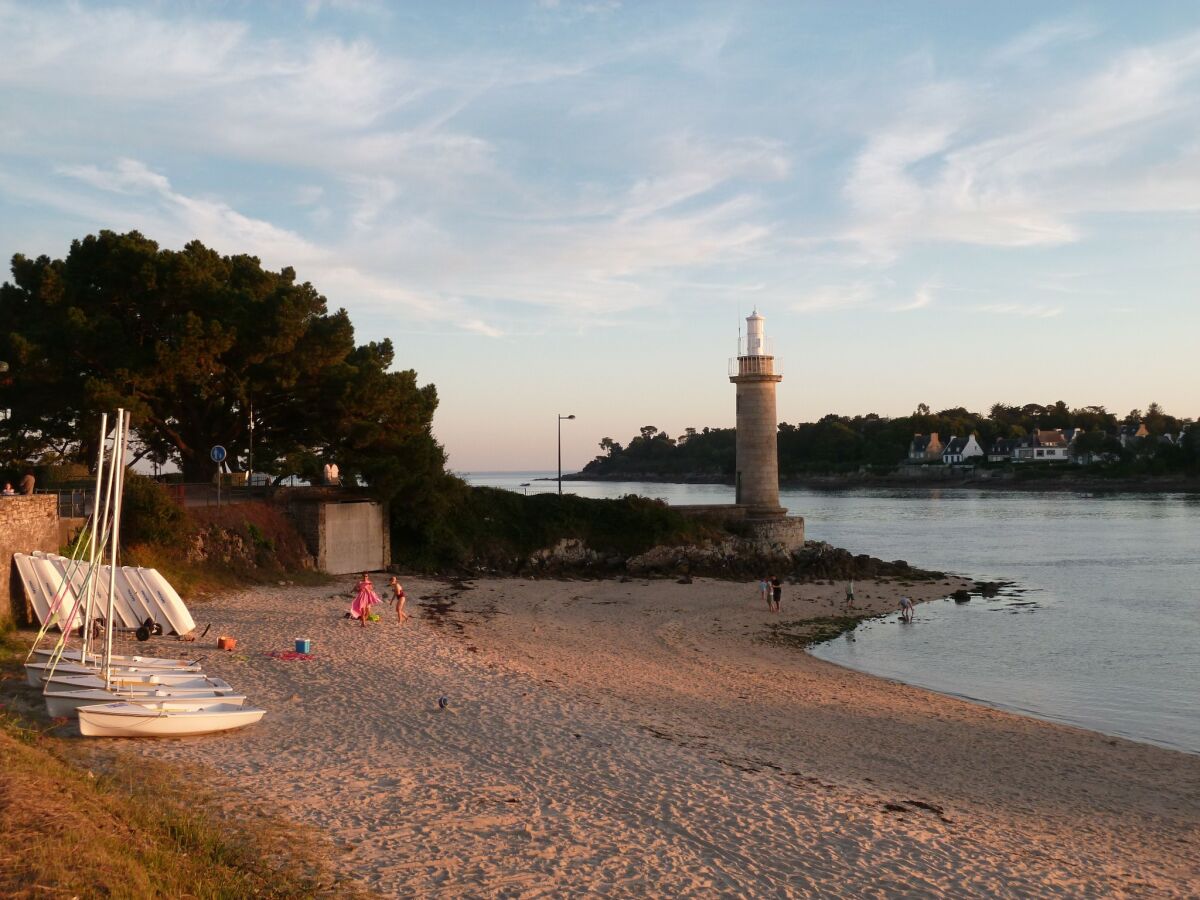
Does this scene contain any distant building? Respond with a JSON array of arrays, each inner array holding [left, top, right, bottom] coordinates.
[[909, 432, 944, 462], [942, 434, 984, 464], [1119, 422, 1150, 447], [987, 438, 1017, 463], [1014, 428, 1070, 462]]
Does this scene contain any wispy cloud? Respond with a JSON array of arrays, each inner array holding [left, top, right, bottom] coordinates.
[[837, 28, 1200, 261], [989, 18, 1099, 66], [792, 283, 874, 313], [892, 283, 935, 312], [976, 303, 1063, 319]]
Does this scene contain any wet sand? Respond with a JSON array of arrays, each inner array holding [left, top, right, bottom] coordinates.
[[129, 575, 1199, 897]]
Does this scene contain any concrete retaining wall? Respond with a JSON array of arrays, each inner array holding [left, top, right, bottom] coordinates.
[[1, 496, 59, 627], [287, 496, 390, 575]]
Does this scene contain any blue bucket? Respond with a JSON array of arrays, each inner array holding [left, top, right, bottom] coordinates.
[[295, 638, 312, 654]]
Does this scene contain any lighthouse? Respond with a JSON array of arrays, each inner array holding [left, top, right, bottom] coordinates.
[[730, 309, 784, 517]]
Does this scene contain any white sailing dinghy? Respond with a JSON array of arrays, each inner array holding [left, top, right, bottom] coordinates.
[[45, 688, 247, 718], [26, 658, 204, 687], [31, 648, 201, 669], [78, 702, 265, 738], [39, 408, 263, 738], [48, 673, 234, 693]]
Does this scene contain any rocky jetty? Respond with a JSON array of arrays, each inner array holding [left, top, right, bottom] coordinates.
[[490, 536, 945, 583]]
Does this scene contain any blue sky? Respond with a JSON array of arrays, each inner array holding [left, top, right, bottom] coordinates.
[[1, 1, 1198, 470]]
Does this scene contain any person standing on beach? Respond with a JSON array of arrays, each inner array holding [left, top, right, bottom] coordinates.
[[351, 573, 380, 626], [900, 595, 914, 622], [845, 580, 855, 607], [758, 576, 771, 610], [389, 576, 410, 624], [770, 576, 782, 613]]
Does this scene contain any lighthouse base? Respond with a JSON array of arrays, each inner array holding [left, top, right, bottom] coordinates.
[[740, 514, 806, 554]]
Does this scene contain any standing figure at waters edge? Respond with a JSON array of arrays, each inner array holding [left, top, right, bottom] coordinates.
[[845, 580, 855, 608], [351, 573, 380, 627], [900, 595, 914, 622]]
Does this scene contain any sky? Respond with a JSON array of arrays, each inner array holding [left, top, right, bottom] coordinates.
[[1, 1, 1198, 471]]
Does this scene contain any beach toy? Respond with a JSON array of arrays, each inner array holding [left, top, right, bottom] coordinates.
[[295, 638, 312, 654], [438, 696, 449, 709], [218, 636, 237, 651]]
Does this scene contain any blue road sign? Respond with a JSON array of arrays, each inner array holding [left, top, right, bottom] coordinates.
[[210, 445, 227, 463]]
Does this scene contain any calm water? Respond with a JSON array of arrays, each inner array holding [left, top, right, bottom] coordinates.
[[464, 472, 1200, 754]]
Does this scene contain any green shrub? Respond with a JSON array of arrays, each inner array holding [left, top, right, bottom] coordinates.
[[392, 485, 722, 571], [121, 473, 190, 546]]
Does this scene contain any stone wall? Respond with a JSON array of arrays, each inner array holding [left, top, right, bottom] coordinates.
[[1, 496, 59, 627]]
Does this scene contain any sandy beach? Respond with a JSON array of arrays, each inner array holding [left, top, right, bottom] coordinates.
[[126, 575, 1199, 897]]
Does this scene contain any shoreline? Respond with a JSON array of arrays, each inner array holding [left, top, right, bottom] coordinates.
[[122, 574, 1197, 896], [558, 471, 1200, 494]]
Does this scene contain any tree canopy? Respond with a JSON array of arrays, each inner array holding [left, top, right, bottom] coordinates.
[[583, 401, 1196, 478], [0, 230, 446, 493]]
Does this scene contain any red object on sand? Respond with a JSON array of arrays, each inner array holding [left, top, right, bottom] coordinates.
[[266, 650, 314, 661]]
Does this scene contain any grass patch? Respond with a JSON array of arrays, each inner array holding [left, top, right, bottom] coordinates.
[[759, 615, 870, 649], [0, 633, 369, 899]]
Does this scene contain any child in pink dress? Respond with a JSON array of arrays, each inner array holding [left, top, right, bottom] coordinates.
[[350, 573, 380, 626]]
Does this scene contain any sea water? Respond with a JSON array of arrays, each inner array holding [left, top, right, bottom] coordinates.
[[464, 472, 1200, 754]]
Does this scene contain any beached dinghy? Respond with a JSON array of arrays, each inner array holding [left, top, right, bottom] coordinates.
[[31, 648, 200, 669], [44, 688, 247, 718], [25, 658, 204, 687], [45, 672, 231, 692], [78, 702, 265, 738]]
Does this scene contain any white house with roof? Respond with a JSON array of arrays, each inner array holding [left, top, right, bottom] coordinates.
[[942, 434, 984, 464], [1013, 428, 1071, 462]]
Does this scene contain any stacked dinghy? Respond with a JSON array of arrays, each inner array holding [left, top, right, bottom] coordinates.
[[24, 409, 264, 738]]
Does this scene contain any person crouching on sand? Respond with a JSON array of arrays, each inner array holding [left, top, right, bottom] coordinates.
[[389, 576, 410, 624], [351, 573, 380, 627]]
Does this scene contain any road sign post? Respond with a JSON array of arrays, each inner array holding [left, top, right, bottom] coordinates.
[[211, 445, 227, 508]]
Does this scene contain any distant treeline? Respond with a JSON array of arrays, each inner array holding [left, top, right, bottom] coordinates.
[[581, 402, 1199, 479]]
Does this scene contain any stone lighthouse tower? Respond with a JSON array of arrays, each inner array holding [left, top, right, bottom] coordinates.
[[730, 309, 785, 518]]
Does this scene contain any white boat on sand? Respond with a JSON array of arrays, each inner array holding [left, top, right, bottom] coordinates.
[[25, 658, 204, 687], [44, 689, 247, 718], [31, 647, 200, 669], [78, 702, 265, 737], [46, 673, 232, 692]]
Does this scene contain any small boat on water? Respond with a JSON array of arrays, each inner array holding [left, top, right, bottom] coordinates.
[[44, 688, 247, 718], [78, 702, 266, 738]]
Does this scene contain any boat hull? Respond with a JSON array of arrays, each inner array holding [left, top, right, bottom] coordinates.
[[25, 659, 204, 687], [46, 673, 232, 692], [78, 702, 266, 737], [44, 690, 246, 718], [31, 648, 199, 668]]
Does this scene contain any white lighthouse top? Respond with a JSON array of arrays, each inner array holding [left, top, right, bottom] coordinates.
[[745, 308, 767, 357]]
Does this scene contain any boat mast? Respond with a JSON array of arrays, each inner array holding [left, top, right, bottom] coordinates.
[[81, 412, 108, 661], [103, 409, 128, 687]]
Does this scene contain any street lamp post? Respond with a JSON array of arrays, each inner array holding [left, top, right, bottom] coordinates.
[[557, 414, 575, 495]]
